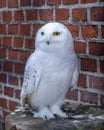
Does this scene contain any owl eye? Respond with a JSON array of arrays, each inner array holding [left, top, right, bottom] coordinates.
[[53, 32, 61, 36], [41, 32, 44, 35]]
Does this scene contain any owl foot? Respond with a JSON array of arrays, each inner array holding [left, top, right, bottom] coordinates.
[[50, 105, 68, 118], [32, 107, 55, 120]]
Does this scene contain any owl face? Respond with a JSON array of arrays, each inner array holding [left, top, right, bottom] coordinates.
[[35, 22, 73, 52]]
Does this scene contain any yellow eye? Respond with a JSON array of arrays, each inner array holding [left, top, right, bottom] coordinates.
[[53, 32, 61, 36]]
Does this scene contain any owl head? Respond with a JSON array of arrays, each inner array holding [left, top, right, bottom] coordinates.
[[35, 22, 74, 53]]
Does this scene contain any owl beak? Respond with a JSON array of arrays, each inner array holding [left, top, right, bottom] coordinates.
[[47, 41, 50, 45]]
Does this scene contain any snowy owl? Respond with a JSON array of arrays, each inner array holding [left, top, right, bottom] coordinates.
[[21, 22, 79, 119]]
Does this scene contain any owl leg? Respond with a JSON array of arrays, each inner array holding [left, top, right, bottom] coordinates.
[[33, 107, 55, 120], [50, 105, 68, 118]]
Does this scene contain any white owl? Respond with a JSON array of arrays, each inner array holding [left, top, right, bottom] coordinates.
[[20, 22, 79, 119]]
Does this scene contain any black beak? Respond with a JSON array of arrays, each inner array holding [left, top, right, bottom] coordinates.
[[47, 41, 50, 45]]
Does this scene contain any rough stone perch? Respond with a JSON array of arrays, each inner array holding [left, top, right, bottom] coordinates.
[[5, 103, 104, 130]]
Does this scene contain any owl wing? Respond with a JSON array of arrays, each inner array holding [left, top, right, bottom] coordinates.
[[20, 54, 42, 106]]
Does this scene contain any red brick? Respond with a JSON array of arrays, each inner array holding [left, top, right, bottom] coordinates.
[[15, 89, 20, 99], [33, 0, 45, 6], [4, 86, 14, 97], [77, 73, 86, 88], [47, 0, 61, 5], [89, 76, 104, 90], [100, 60, 104, 73], [0, 48, 6, 58], [101, 95, 104, 107], [91, 7, 104, 21], [14, 63, 25, 74], [74, 41, 86, 54], [0, 73, 6, 83], [3, 37, 12, 47], [14, 10, 24, 21], [62, 0, 78, 5], [89, 42, 104, 56], [39, 9, 53, 21], [102, 26, 104, 38], [3, 61, 13, 72], [8, 75, 18, 86], [81, 58, 97, 72], [56, 8, 69, 21], [20, 24, 30, 35], [26, 10, 38, 20], [9, 101, 18, 111], [2, 11, 12, 22], [81, 0, 97, 3], [0, 24, 6, 34], [8, 24, 18, 34], [80, 91, 97, 104], [14, 37, 23, 48], [72, 8, 87, 21], [33, 24, 43, 35], [0, 98, 7, 109], [0, 0, 6, 7], [20, 0, 31, 6], [20, 51, 31, 62], [66, 24, 79, 37], [25, 38, 35, 50], [8, 0, 18, 8], [66, 90, 78, 100], [8, 49, 18, 60], [82, 25, 98, 38]]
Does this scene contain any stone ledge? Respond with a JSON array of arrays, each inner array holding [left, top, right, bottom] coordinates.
[[5, 103, 104, 130]]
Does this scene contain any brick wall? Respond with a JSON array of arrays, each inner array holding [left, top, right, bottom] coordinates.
[[0, 0, 104, 120]]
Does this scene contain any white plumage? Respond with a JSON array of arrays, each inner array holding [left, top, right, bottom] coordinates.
[[21, 22, 79, 119]]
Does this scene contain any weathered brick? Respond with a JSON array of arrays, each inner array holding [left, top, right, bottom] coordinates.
[[100, 60, 104, 73], [9, 49, 18, 60], [47, 0, 61, 5], [72, 8, 87, 21], [26, 10, 38, 20], [81, 58, 97, 72], [0, 85, 3, 94], [33, 24, 43, 35], [101, 95, 104, 107], [39, 9, 53, 21], [14, 37, 23, 48], [56, 8, 69, 21], [9, 101, 18, 111], [3, 61, 13, 72], [102, 26, 104, 38], [33, 0, 45, 6], [91, 7, 104, 21], [66, 90, 78, 100], [0, 48, 6, 58], [74, 41, 86, 54], [66, 24, 79, 37], [81, 0, 97, 3], [8, 75, 18, 86], [8, 24, 18, 34], [25, 38, 35, 50], [20, 24, 30, 35], [20, 51, 31, 62], [2, 11, 12, 22], [3, 37, 12, 47], [62, 0, 78, 5], [0, 0, 6, 7], [82, 25, 98, 38], [0, 24, 6, 34], [80, 91, 97, 104], [89, 76, 104, 90], [77, 73, 86, 88], [8, 0, 18, 8], [14, 10, 24, 21], [0, 98, 7, 109], [14, 63, 24, 75], [15, 89, 20, 99], [4, 86, 14, 97], [89, 42, 104, 56], [20, 0, 31, 6], [0, 73, 6, 83]]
